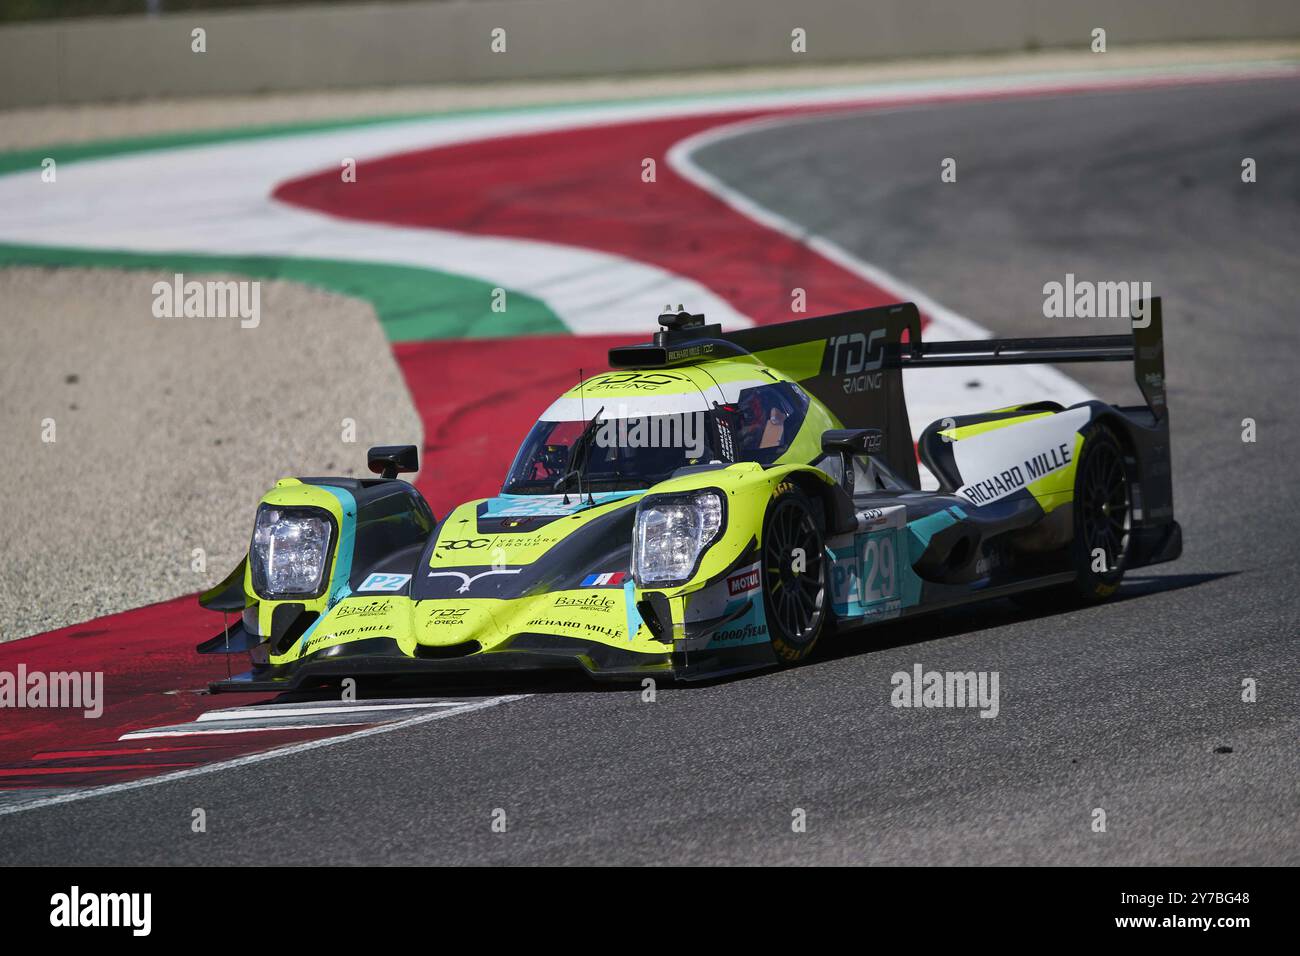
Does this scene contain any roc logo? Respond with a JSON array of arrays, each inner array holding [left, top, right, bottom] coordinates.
[[581, 572, 627, 587], [439, 537, 491, 551], [727, 569, 760, 595]]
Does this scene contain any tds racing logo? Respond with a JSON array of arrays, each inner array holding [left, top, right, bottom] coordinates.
[[583, 371, 688, 392], [827, 329, 885, 394], [428, 607, 469, 625]]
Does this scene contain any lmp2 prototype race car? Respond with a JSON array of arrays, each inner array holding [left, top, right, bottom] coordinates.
[[198, 300, 1181, 690]]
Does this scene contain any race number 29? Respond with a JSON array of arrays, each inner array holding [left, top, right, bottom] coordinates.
[[861, 534, 897, 604]]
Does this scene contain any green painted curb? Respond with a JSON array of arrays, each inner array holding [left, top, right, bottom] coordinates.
[[0, 244, 564, 342]]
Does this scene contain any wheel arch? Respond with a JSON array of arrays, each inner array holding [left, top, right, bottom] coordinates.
[[765, 464, 846, 536], [1082, 408, 1144, 502]]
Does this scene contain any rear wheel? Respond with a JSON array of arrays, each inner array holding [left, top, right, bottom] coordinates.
[[761, 484, 827, 664], [1012, 426, 1132, 611], [1070, 426, 1132, 602]]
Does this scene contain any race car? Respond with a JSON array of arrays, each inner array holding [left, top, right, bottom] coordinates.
[[198, 300, 1181, 690]]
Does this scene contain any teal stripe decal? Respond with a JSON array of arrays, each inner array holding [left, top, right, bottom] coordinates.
[[623, 578, 643, 642]]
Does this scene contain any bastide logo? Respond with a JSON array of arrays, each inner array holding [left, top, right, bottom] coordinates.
[[50, 886, 151, 936]]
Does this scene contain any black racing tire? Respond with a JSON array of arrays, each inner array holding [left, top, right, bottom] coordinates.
[[761, 483, 828, 664], [1068, 425, 1132, 603], [1011, 425, 1132, 610]]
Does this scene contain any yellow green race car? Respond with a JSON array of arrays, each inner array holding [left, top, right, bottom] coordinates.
[[198, 301, 1182, 690]]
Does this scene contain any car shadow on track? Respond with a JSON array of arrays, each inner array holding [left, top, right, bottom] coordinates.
[[262, 572, 1236, 702], [265, 668, 628, 703], [813, 570, 1238, 664]]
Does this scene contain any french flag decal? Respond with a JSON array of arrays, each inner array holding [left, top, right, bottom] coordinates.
[[581, 572, 627, 587]]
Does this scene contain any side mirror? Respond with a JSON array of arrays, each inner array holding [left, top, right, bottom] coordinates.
[[367, 444, 419, 480], [821, 429, 884, 496]]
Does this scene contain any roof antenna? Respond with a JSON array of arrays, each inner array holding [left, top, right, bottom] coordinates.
[[565, 368, 584, 506], [578, 368, 596, 507]]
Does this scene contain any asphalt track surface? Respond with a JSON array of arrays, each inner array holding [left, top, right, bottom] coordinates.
[[2, 77, 1296, 865]]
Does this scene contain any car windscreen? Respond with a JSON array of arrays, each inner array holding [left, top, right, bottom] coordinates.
[[503, 411, 716, 493], [502, 380, 813, 494]]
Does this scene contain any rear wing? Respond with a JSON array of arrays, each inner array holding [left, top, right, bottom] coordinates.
[[890, 297, 1167, 419]]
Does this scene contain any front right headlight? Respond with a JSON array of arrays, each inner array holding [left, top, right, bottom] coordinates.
[[633, 490, 725, 586], [249, 504, 334, 599]]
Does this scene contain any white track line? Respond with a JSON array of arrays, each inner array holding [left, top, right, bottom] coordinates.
[[119, 721, 407, 739], [194, 700, 468, 721], [116, 698, 475, 739], [121, 723, 384, 739], [0, 694, 529, 817]]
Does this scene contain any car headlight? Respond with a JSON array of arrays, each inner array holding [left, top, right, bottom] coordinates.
[[250, 505, 334, 598], [634, 490, 725, 586]]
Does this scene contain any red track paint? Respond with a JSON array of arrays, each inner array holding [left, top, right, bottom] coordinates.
[[0, 764, 198, 777], [32, 746, 218, 760], [0, 597, 366, 788], [275, 110, 901, 324]]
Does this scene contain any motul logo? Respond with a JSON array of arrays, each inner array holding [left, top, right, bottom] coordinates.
[[727, 569, 760, 595]]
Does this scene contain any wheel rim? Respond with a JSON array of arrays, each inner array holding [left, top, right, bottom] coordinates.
[[763, 500, 825, 643], [1080, 441, 1130, 576]]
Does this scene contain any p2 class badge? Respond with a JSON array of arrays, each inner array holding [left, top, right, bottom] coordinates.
[[357, 572, 412, 593]]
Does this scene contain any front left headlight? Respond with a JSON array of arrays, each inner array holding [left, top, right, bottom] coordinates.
[[634, 490, 725, 586], [250, 505, 334, 598]]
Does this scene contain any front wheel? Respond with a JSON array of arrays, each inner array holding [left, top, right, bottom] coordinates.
[[761, 484, 828, 664]]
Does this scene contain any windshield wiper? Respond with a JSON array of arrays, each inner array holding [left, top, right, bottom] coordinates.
[[553, 406, 604, 506]]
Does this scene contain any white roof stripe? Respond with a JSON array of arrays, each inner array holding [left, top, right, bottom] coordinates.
[[540, 377, 772, 420]]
